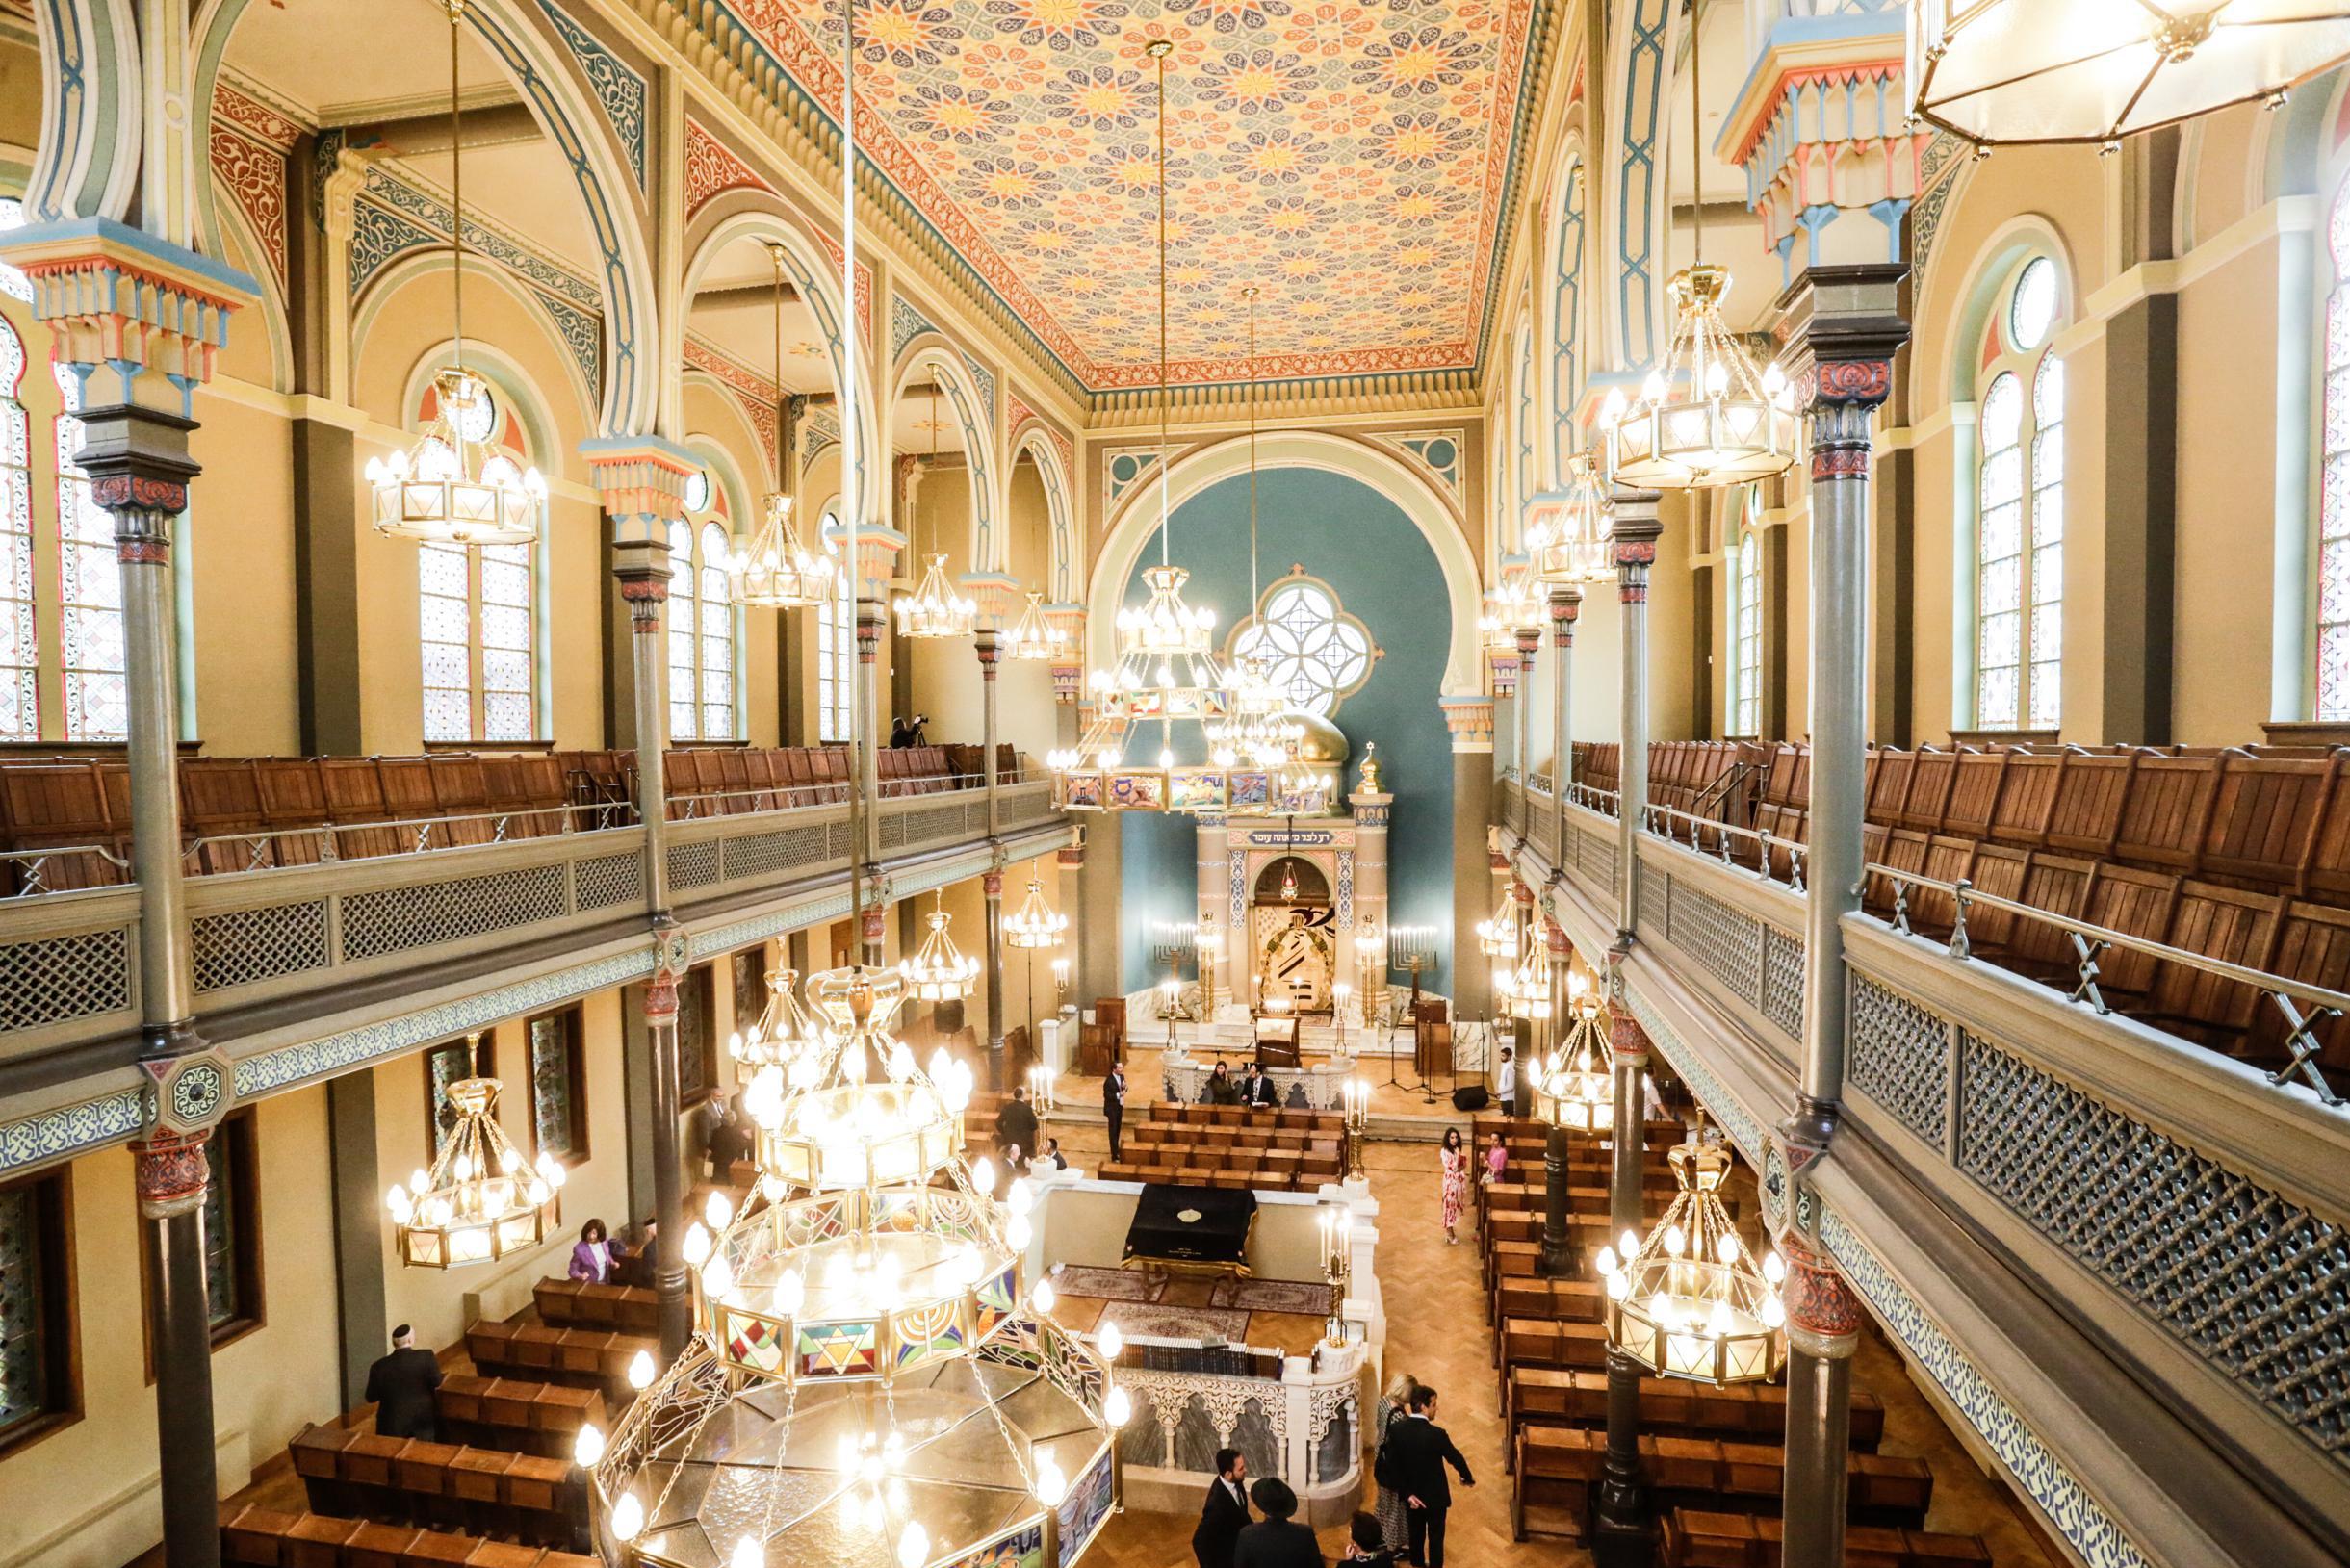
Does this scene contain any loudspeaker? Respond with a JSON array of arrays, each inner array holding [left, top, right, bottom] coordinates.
[[1451, 1085, 1489, 1112]]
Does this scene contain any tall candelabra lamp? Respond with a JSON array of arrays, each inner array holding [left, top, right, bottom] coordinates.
[[1341, 1076, 1371, 1183], [1025, 1065, 1059, 1115], [1387, 925, 1439, 1103], [1353, 917, 1385, 1027], [1194, 915, 1222, 1018], [1316, 1203, 1355, 1346]]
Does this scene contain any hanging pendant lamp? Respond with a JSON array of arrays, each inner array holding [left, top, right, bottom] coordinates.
[[1910, 0, 2350, 146], [900, 891, 982, 1000], [1528, 989, 1612, 1132], [385, 1031, 565, 1269], [895, 386, 978, 638], [1603, 26, 1794, 491], [1003, 590, 1070, 660], [1594, 1138, 1787, 1385], [366, 0, 546, 546], [731, 244, 843, 609], [1003, 877, 1069, 949], [1529, 447, 1615, 585]]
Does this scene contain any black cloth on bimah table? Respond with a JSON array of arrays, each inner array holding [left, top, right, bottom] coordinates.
[[1123, 1183, 1257, 1268]]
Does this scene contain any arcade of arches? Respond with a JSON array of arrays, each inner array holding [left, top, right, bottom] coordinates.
[[0, 3, 2346, 1568]]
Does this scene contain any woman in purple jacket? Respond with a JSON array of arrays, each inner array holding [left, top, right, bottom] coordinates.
[[569, 1218, 615, 1283]]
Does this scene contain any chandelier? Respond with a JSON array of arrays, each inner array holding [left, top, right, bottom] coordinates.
[[1004, 878, 1069, 949], [1528, 448, 1614, 585], [582, 968, 1127, 1567], [1602, 26, 1794, 491], [1475, 883, 1527, 960], [1003, 591, 1070, 661], [1480, 562, 1542, 650], [1047, 40, 1244, 816], [729, 964, 830, 1075], [1494, 939, 1553, 1022], [731, 243, 842, 609], [1594, 1140, 1787, 1384], [385, 1031, 565, 1269], [1527, 991, 1611, 1132], [366, 0, 545, 547], [1909, 0, 2350, 146], [901, 895, 981, 1001], [896, 386, 977, 638]]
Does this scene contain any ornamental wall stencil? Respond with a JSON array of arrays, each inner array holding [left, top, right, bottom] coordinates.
[[357, 164, 603, 309], [535, 0, 649, 189], [684, 118, 775, 216], [1102, 446, 1160, 515], [536, 288, 605, 401], [891, 294, 943, 364], [208, 123, 288, 289]]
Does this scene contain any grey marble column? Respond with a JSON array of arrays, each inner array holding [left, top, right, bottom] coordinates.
[[1549, 587, 1580, 879], [1591, 1007, 1653, 1565], [1610, 491, 1663, 941]]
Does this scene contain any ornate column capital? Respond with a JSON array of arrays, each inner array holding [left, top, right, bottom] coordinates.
[[1548, 587, 1581, 648], [1778, 1232, 1862, 1358], [584, 436, 698, 550], [70, 407, 201, 561], [960, 574, 1020, 629], [824, 517, 908, 599], [1440, 696, 1494, 754], [1608, 487, 1663, 606], [1607, 1010, 1649, 1069], [131, 1126, 213, 1219], [0, 218, 256, 416], [1486, 647, 1522, 698], [1057, 840, 1085, 870], [1513, 623, 1543, 674], [1772, 264, 1912, 480], [974, 628, 1001, 677], [1044, 604, 1087, 704], [982, 870, 1004, 898]]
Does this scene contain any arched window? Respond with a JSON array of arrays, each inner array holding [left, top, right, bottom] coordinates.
[[0, 316, 32, 739], [1230, 575, 1375, 717], [668, 476, 738, 741], [1731, 527, 1762, 736], [2318, 177, 2350, 717], [817, 511, 853, 743], [1973, 256, 2064, 731], [53, 366, 124, 740], [1551, 163, 1586, 482], [1513, 321, 1535, 549], [416, 376, 539, 742]]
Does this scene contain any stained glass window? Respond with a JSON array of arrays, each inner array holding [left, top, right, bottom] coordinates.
[[199, 1117, 258, 1334], [1973, 256, 2066, 732], [1732, 528, 1762, 737], [676, 966, 714, 1104], [426, 1039, 475, 1162], [0, 1177, 61, 1440], [528, 1008, 584, 1166], [0, 317, 32, 739], [818, 514, 854, 744], [666, 506, 739, 742], [416, 388, 538, 743], [1230, 578, 1375, 717], [2319, 176, 2350, 719], [53, 367, 126, 741]]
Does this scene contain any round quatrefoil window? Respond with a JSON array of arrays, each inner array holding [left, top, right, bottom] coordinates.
[[1229, 573, 1378, 717]]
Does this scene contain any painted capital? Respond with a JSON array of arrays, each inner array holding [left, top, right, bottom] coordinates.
[[1486, 647, 1521, 698], [1779, 1233, 1863, 1355], [824, 518, 908, 597], [583, 436, 700, 548], [1440, 696, 1494, 754], [1608, 1010, 1649, 1067], [132, 1126, 213, 1219], [974, 628, 1002, 674], [1057, 843, 1084, 869], [71, 406, 202, 563], [982, 871, 1004, 898], [0, 218, 256, 416], [960, 573, 1020, 629]]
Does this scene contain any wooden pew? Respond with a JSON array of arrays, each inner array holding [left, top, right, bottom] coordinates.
[[1500, 1365, 1883, 1455], [433, 1375, 607, 1460], [288, 1424, 583, 1550], [463, 1320, 653, 1400], [1510, 1427, 1932, 1543], [1659, 1507, 1991, 1568], [530, 1277, 659, 1336]]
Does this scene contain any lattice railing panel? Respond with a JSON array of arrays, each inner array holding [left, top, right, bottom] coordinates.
[[1665, 875, 1767, 1009], [1958, 1037, 2350, 1463], [341, 865, 566, 962], [193, 900, 329, 993], [0, 927, 131, 1029], [575, 851, 643, 911], [878, 811, 909, 851], [666, 839, 720, 890], [1847, 972, 1950, 1143], [1578, 824, 1614, 887], [724, 826, 830, 882], [827, 822, 855, 859], [1763, 926, 1805, 1040]]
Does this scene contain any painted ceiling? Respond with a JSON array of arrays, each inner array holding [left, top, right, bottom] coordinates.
[[721, 0, 1541, 389]]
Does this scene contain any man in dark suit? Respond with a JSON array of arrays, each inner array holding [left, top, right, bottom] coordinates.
[[364, 1324, 444, 1440], [1191, 1447, 1250, 1568], [996, 1086, 1041, 1168], [1387, 1385, 1473, 1567], [1102, 1063, 1127, 1161], [1233, 1477, 1321, 1568], [1242, 1064, 1279, 1110]]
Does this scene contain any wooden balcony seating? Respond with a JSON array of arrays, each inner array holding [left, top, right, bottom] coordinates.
[[1567, 738, 2350, 1073]]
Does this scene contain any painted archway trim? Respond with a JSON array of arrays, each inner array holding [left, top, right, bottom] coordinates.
[[894, 337, 1003, 572], [681, 206, 885, 529], [1088, 429, 1484, 697], [1011, 423, 1076, 604]]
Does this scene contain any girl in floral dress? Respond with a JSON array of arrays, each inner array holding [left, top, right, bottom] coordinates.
[[1438, 1127, 1469, 1244]]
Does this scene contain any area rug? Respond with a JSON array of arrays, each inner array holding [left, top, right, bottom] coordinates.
[[1092, 1302, 1252, 1343], [1050, 1264, 1162, 1302], [1210, 1277, 1335, 1316]]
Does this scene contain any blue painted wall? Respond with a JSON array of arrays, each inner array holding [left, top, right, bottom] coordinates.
[[1118, 466, 1456, 994]]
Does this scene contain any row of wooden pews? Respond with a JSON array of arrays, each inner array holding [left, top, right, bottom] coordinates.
[[1473, 1115, 1993, 1564], [1098, 1104, 1346, 1191]]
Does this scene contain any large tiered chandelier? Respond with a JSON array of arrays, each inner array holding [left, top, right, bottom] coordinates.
[[731, 244, 843, 609], [1475, 882, 1528, 960], [1909, 0, 2350, 146], [896, 387, 978, 639], [365, 0, 545, 546], [901, 895, 982, 1001], [385, 1031, 565, 1269], [1494, 938, 1554, 1022], [1528, 448, 1614, 585], [1594, 1139, 1787, 1385], [1047, 40, 1248, 815], [581, 967, 1127, 1566], [1602, 30, 1794, 491], [730, 965, 829, 1075], [1480, 561, 1542, 652]]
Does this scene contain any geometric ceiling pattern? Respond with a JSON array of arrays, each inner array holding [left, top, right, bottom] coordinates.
[[722, 0, 1539, 388]]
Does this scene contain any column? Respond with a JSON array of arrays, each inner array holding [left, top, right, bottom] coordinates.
[[1780, 1236, 1863, 1568], [1515, 624, 1542, 837], [1591, 1006, 1652, 1566], [984, 864, 1008, 1091], [1769, 264, 1907, 1568], [977, 627, 1002, 836], [1610, 490, 1663, 941], [1548, 589, 1579, 877], [856, 597, 889, 967], [590, 442, 698, 1364], [326, 1073, 388, 1410], [1441, 697, 1496, 1019], [135, 1129, 222, 1568], [1537, 920, 1575, 1278]]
